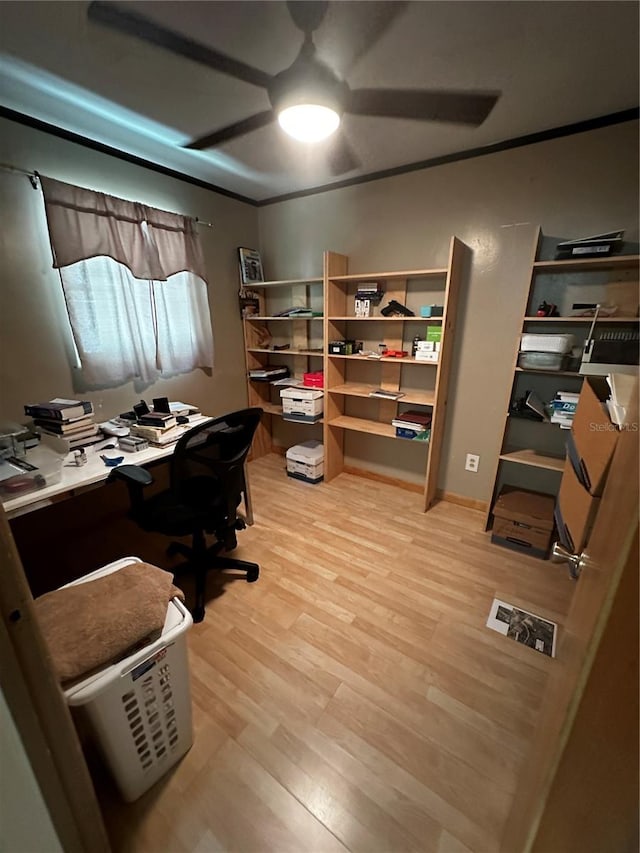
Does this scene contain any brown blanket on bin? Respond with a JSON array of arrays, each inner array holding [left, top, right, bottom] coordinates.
[[34, 562, 185, 685]]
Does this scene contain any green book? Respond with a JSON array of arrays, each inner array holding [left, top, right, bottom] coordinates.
[[426, 326, 442, 343]]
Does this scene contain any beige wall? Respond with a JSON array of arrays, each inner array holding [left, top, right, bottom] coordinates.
[[1, 117, 638, 504], [257, 121, 639, 502], [0, 117, 258, 425]]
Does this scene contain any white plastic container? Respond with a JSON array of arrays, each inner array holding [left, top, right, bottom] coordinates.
[[518, 351, 566, 370], [520, 333, 575, 354], [280, 387, 324, 418], [63, 558, 193, 802], [0, 444, 63, 500], [286, 440, 324, 484]]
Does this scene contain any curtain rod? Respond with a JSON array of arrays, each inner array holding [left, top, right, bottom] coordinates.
[[0, 162, 213, 226]]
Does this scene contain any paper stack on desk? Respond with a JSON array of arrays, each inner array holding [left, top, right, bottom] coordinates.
[[130, 422, 182, 447]]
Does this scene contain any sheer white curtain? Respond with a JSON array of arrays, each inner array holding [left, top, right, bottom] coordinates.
[[60, 258, 214, 385], [40, 176, 214, 386]]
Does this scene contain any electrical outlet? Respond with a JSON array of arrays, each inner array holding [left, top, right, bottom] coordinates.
[[465, 453, 480, 473]]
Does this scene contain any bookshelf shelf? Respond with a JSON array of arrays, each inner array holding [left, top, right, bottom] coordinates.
[[499, 449, 565, 472], [328, 316, 443, 322], [531, 254, 640, 273], [328, 415, 409, 440], [328, 383, 436, 407], [327, 354, 439, 366]]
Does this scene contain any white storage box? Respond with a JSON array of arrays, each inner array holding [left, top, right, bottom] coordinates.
[[286, 440, 324, 484], [280, 387, 323, 418], [518, 351, 566, 370], [520, 333, 575, 354], [63, 558, 193, 802]]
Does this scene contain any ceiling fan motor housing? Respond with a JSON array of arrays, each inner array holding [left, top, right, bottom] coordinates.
[[268, 47, 350, 117]]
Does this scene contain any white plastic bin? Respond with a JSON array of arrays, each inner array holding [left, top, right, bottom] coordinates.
[[520, 333, 575, 354], [63, 558, 194, 802], [286, 440, 324, 483]]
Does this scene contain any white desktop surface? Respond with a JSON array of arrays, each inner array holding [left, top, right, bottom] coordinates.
[[2, 415, 212, 518]]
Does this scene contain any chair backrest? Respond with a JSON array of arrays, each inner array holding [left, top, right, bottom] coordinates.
[[170, 408, 262, 519]]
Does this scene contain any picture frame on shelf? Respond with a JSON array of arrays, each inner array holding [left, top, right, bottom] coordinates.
[[238, 247, 264, 285]]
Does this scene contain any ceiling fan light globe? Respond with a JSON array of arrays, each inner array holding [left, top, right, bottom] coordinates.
[[277, 104, 340, 142]]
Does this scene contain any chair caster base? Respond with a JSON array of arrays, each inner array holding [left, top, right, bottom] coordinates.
[[247, 567, 259, 583]]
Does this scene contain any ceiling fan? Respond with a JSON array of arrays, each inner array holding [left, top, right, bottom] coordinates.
[[88, 1, 500, 175]]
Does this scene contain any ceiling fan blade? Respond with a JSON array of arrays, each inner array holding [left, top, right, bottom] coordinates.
[[327, 132, 361, 176], [185, 110, 275, 150], [287, 1, 329, 36], [88, 1, 272, 89], [348, 88, 500, 126], [342, 1, 409, 74]]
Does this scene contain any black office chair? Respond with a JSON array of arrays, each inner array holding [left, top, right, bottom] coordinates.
[[109, 408, 263, 623]]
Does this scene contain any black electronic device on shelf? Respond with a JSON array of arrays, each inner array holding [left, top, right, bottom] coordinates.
[[380, 299, 415, 317]]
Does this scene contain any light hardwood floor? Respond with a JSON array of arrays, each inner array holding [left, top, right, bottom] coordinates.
[[96, 453, 574, 853]]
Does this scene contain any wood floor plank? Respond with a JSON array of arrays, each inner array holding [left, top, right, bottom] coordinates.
[[92, 454, 574, 852]]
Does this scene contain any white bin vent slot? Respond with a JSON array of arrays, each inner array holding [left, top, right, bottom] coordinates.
[[121, 692, 153, 770]]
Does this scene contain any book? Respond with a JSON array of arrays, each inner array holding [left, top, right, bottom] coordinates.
[[37, 423, 99, 441], [25, 398, 93, 421], [393, 409, 432, 427], [137, 413, 177, 429], [130, 424, 182, 445], [32, 416, 96, 434], [392, 420, 430, 432]]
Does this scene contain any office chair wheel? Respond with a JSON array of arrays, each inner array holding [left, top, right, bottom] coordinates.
[[235, 518, 246, 531], [192, 604, 205, 624], [247, 566, 259, 583]]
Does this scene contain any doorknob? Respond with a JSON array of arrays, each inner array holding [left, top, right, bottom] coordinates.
[[551, 541, 590, 579]]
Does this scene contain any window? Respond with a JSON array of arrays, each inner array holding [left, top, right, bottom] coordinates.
[[40, 177, 214, 386]]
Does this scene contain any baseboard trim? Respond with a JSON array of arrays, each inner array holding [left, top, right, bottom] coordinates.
[[342, 465, 424, 494], [270, 449, 488, 510], [436, 490, 488, 512]]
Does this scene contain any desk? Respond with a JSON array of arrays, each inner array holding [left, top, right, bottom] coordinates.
[[2, 415, 253, 524]]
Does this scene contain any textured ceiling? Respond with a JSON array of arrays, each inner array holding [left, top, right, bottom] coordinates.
[[0, 0, 638, 202]]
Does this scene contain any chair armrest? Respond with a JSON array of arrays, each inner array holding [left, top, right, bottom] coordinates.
[[108, 464, 153, 515], [107, 465, 153, 487]]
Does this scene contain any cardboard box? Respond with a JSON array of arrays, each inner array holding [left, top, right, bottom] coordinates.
[[567, 376, 618, 496], [286, 440, 324, 484], [555, 457, 600, 553], [491, 488, 555, 559]]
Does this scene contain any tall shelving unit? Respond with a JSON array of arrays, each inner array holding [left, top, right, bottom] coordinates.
[[323, 236, 467, 511], [242, 275, 324, 458], [484, 227, 639, 529]]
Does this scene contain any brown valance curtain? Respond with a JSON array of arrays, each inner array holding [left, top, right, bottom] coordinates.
[[40, 176, 208, 283]]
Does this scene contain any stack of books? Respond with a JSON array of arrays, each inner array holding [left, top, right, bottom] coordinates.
[[550, 391, 580, 429], [391, 409, 432, 440], [130, 411, 181, 447], [25, 398, 102, 451]]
